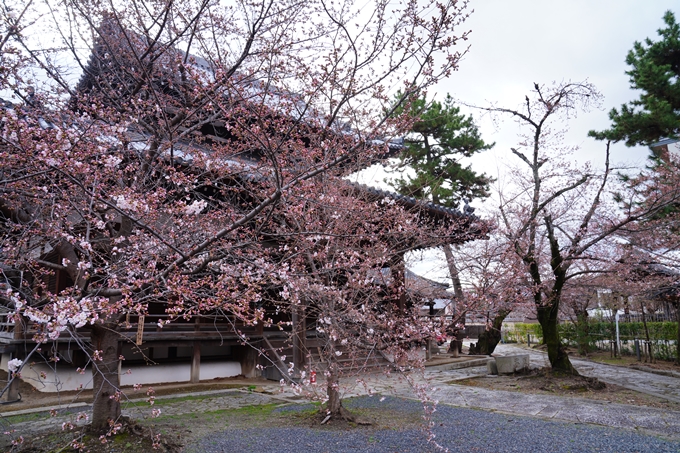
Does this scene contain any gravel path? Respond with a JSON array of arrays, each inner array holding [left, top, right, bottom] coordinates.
[[188, 396, 680, 453]]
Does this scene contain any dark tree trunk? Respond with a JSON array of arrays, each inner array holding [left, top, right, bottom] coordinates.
[[537, 303, 576, 374], [324, 366, 354, 422], [443, 244, 466, 357], [54, 241, 123, 431], [675, 302, 680, 365], [326, 368, 341, 415], [540, 216, 577, 374], [640, 299, 654, 363], [90, 322, 122, 433], [469, 309, 510, 356]]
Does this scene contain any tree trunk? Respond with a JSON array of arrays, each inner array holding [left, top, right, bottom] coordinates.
[[326, 367, 341, 415], [443, 244, 464, 301], [443, 244, 466, 356], [575, 309, 590, 356], [90, 322, 122, 433], [536, 303, 577, 374], [292, 303, 307, 374], [675, 302, 680, 365], [469, 309, 510, 356], [640, 299, 654, 363], [324, 366, 354, 422]]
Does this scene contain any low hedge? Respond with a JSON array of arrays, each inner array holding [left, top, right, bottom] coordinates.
[[503, 321, 678, 361], [503, 323, 542, 344], [561, 321, 677, 343]]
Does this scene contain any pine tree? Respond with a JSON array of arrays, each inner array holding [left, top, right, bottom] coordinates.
[[390, 94, 493, 208], [388, 93, 494, 354], [590, 11, 680, 146]]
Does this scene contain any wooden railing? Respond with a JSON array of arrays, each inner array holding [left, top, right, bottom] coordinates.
[[0, 308, 15, 338], [0, 311, 275, 343]]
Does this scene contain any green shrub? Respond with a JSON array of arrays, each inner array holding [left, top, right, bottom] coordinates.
[[504, 323, 542, 344], [560, 321, 676, 360], [503, 321, 677, 360]]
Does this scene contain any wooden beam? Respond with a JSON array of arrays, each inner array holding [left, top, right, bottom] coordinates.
[[292, 304, 306, 374]]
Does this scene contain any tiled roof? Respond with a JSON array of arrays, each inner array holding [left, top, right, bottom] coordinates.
[[650, 137, 679, 147], [346, 182, 476, 221]]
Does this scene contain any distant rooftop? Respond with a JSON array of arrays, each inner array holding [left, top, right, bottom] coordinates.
[[650, 137, 679, 148]]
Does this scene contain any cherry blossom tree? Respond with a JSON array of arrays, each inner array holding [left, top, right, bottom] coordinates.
[[606, 168, 680, 364], [256, 178, 486, 419], [0, 0, 476, 437], [451, 232, 530, 355], [481, 81, 680, 373]]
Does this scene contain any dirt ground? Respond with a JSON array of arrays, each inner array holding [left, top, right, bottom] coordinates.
[[583, 349, 680, 373], [453, 347, 680, 411]]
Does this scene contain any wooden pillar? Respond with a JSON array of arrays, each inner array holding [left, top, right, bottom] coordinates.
[[236, 345, 259, 378], [190, 341, 201, 383], [6, 373, 20, 402], [13, 315, 25, 340], [190, 316, 201, 383], [6, 316, 25, 402], [5, 346, 20, 402], [292, 304, 306, 375]]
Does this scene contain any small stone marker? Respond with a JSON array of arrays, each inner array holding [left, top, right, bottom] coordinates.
[[488, 354, 530, 375]]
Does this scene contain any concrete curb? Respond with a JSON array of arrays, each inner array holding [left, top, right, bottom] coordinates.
[[628, 364, 680, 379], [0, 387, 294, 419], [425, 357, 492, 371]]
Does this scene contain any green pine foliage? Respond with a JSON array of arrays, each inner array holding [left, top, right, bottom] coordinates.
[[590, 11, 680, 146], [389, 94, 493, 208]]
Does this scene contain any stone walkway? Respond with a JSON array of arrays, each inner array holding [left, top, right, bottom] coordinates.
[[493, 344, 680, 403], [412, 344, 680, 440]]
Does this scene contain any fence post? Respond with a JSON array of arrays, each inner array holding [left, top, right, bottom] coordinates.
[[615, 312, 620, 358], [527, 334, 531, 347], [634, 339, 641, 361]]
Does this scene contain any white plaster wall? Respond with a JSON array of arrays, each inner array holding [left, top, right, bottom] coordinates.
[[14, 360, 242, 392], [119, 361, 241, 386], [19, 362, 93, 393]]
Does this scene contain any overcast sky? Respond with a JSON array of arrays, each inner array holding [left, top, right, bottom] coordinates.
[[367, 1, 680, 283], [444, 0, 678, 176]]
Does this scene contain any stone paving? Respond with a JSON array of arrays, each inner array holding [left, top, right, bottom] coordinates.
[[493, 344, 680, 403], [423, 378, 680, 440], [410, 344, 680, 440]]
